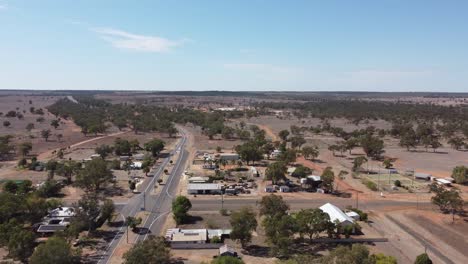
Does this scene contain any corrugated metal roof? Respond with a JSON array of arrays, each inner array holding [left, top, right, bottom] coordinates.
[[320, 203, 354, 224], [187, 183, 221, 190]]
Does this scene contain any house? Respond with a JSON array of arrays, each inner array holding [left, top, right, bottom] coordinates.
[[219, 244, 238, 257], [301, 175, 322, 189], [188, 176, 210, 184], [132, 153, 146, 161], [345, 211, 360, 221], [279, 185, 290, 192], [435, 178, 452, 186], [414, 172, 431, 181], [320, 203, 355, 232], [271, 149, 282, 159], [219, 153, 239, 161], [166, 228, 231, 244], [216, 107, 237, 112], [265, 185, 275, 193], [120, 156, 131, 161], [188, 183, 222, 195], [36, 207, 76, 234], [171, 230, 207, 244], [48, 207, 76, 218], [287, 167, 296, 176], [90, 154, 101, 159], [130, 162, 142, 169]]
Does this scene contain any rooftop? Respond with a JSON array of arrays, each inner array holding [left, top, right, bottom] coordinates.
[[320, 203, 355, 224]]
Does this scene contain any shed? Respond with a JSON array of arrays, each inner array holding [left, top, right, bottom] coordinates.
[[188, 183, 222, 195], [188, 176, 209, 183], [414, 173, 431, 180], [320, 203, 355, 232], [435, 178, 452, 186], [219, 153, 239, 161], [171, 231, 207, 244], [345, 211, 360, 221], [132, 153, 145, 161]]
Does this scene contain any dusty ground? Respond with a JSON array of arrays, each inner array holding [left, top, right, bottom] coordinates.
[[369, 209, 468, 264]]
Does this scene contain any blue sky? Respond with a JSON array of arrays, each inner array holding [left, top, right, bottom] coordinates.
[[1, 0, 468, 92]]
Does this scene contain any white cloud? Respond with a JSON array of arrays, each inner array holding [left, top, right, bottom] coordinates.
[[92, 27, 183, 52]]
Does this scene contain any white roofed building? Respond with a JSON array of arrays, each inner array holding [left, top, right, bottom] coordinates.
[[320, 203, 355, 232]]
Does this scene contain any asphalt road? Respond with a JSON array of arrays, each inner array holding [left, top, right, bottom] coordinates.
[[189, 197, 432, 212], [97, 130, 189, 264]]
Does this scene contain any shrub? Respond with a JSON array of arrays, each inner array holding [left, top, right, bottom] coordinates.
[[362, 179, 377, 191], [219, 208, 229, 216], [211, 236, 221, 243], [394, 180, 401, 187]]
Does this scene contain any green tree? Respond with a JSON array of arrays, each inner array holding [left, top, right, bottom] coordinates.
[[382, 158, 393, 169], [18, 142, 32, 157], [291, 165, 312, 178], [51, 119, 60, 129], [211, 256, 245, 264], [41, 129, 51, 141], [400, 129, 417, 151], [126, 216, 142, 232], [451, 166, 468, 184], [352, 156, 368, 172], [56, 160, 81, 184], [263, 214, 296, 257], [430, 183, 464, 222], [123, 236, 171, 264], [259, 194, 289, 218], [262, 142, 276, 159], [3, 120, 11, 128], [414, 253, 432, 264], [26, 123, 35, 132], [320, 244, 373, 264], [360, 134, 385, 159], [172, 195, 192, 225], [295, 208, 331, 239], [75, 158, 113, 192], [278, 148, 297, 165], [235, 141, 263, 165], [144, 138, 165, 157], [301, 145, 319, 160], [30, 237, 80, 264], [8, 229, 36, 262], [345, 138, 360, 154], [321, 167, 335, 193], [114, 138, 131, 156], [290, 136, 306, 149], [372, 253, 398, 264], [265, 162, 287, 184], [278, 130, 290, 141], [230, 207, 258, 248], [95, 144, 113, 159], [448, 137, 465, 150]]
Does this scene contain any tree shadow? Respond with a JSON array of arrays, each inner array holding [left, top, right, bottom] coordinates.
[[184, 215, 204, 224], [241, 245, 270, 257]]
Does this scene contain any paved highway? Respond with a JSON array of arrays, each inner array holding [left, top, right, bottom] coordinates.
[[189, 197, 431, 212], [98, 129, 189, 264]]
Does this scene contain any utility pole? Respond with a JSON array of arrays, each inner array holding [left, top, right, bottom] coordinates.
[[221, 193, 224, 210], [356, 191, 359, 209]]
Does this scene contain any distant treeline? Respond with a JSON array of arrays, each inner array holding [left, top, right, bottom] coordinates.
[[255, 100, 468, 123], [47, 96, 226, 136]]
